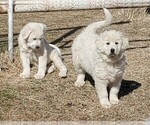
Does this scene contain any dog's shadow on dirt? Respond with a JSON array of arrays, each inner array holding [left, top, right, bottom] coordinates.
[[118, 79, 141, 98], [85, 73, 141, 98]]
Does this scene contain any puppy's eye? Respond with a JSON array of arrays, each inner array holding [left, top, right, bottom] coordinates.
[[33, 38, 36, 40], [106, 42, 110, 45], [115, 42, 118, 45]]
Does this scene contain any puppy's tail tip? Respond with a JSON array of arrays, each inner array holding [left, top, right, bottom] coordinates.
[[84, 8, 112, 33], [103, 8, 112, 26]]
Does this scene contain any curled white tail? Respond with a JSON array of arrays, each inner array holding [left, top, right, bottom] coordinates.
[[84, 8, 112, 33]]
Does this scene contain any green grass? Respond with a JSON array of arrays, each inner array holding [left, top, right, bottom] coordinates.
[[0, 89, 17, 101]]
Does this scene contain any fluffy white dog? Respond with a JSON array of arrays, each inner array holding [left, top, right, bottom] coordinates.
[[72, 9, 129, 108], [18, 22, 67, 79]]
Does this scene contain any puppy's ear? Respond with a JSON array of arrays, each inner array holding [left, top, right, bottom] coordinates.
[[122, 37, 129, 50], [20, 24, 32, 39], [39, 23, 47, 33]]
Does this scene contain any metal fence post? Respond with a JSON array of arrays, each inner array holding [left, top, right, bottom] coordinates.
[[8, 0, 13, 61]]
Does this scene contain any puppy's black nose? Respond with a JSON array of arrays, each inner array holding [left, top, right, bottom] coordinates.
[[36, 46, 40, 49], [110, 48, 115, 53]]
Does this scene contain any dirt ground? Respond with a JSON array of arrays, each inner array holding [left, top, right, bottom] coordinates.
[[0, 8, 150, 121]]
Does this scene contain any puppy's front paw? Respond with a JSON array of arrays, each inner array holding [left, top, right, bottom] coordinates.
[[34, 74, 45, 79], [75, 81, 85, 87], [20, 72, 30, 79], [110, 97, 119, 104], [59, 70, 67, 78], [100, 98, 111, 108]]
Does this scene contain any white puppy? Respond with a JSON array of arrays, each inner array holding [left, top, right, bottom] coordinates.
[[72, 9, 129, 108], [18, 22, 67, 79]]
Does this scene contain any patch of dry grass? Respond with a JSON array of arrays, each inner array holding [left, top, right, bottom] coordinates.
[[0, 8, 150, 121]]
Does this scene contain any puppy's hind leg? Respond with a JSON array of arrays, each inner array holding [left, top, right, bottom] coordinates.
[[50, 50, 67, 78], [47, 63, 56, 73], [74, 65, 86, 87]]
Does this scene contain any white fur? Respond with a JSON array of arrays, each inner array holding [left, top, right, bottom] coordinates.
[[18, 22, 67, 79], [72, 8, 129, 108]]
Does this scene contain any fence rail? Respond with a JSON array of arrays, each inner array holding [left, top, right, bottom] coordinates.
[[0, 0, 150, 13]]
